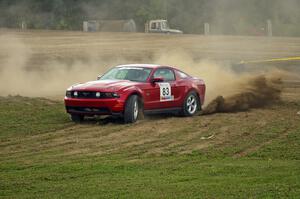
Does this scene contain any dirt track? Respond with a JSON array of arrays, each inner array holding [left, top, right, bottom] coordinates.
[[1, 90, 299, 160]]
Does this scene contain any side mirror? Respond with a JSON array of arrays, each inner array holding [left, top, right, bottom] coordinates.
[[97, 75, 102, 80], [151, 77, 164, 84]]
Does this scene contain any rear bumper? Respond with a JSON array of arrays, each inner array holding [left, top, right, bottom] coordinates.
[[64, 97, 125, 116]]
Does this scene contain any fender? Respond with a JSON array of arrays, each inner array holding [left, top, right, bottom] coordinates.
[[187, 84, 205, 106], [122, 86, 144, 102]]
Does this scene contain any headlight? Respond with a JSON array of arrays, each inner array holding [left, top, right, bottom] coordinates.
[[103, 92, 120, 98], [96, 92, 101, 98], [66, 91, 72, 98], [112, 93, 120, 98]]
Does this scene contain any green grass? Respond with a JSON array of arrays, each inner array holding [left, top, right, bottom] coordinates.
[[1, 156, 299, 198], [0, 96, 300, 198], [249, 128, 300, 160], [0, 96, 71, 138]]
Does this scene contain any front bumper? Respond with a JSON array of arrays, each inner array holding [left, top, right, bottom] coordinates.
[[64, 97, 125, 116]]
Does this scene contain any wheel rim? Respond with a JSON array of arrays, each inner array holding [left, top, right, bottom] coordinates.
[[186, 95, 197, 114], [133, 101, 138, 120]]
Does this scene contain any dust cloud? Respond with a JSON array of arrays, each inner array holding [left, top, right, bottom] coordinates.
[[0, 34, 116, 97], [0, 34, 285, 114]]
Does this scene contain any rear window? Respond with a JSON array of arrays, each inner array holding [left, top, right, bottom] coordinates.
[[177, 71, 189, 79]]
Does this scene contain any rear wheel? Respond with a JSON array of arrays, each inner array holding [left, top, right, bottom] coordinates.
[[124, 95, 140, 123], [182, 91, 200, 116], [71, 114, 84, 123]]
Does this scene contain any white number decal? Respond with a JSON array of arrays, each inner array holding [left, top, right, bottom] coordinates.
[[159, 83, 174, 101]]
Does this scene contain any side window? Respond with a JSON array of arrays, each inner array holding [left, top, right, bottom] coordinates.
[[151, 22, 156, 30], [153, 68, 176, 81], [177, 71, 189, 79]]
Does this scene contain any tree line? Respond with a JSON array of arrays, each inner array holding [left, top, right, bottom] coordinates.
[[0, 0, 299, 36]]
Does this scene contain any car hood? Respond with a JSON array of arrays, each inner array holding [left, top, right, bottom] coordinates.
[[69, 80, 140, 92]]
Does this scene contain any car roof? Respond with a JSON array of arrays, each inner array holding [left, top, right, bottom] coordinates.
[[115, 64, 174, 69]]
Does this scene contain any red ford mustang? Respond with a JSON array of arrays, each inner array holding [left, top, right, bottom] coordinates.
[[64, 64, 206, 123]]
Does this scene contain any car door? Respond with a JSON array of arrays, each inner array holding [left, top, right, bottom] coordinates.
[[144, 68, 180, 110]]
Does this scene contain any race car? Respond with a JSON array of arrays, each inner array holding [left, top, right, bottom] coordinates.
[[64, 64, 206, 123]]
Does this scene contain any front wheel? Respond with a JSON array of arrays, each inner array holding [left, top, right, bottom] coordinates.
[[71, 114, 84, 123], [182, 91, 200, 116], [124, 95, 140, 123]]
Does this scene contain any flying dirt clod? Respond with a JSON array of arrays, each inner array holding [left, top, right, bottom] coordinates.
[[202, 75, 282, 114]]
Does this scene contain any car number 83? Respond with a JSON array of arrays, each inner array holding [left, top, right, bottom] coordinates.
[[159, 83, 174, 101]]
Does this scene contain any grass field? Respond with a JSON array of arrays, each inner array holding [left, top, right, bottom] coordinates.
[[1, 30, 300, 198], [0, 94, 300, 198]]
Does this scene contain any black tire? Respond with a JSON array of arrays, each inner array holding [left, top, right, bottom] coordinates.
[[71, 114, 84, 123], [124, 95, 140, 123], [182, 91, 200, 116], [137, 99, 145, 120]]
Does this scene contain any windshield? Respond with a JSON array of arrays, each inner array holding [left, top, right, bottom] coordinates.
[[99, 67, 152, 82]]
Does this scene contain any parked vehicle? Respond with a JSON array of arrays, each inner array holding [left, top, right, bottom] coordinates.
[[145, 20, 183, 34]]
